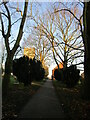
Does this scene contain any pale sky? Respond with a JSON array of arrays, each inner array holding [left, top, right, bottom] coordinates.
[[48, 63, 57, 78]]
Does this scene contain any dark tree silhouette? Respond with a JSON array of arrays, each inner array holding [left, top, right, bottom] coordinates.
[[82, 2, 90, 99], [54, 65, 80, 88], [63, 65, 80, 88], [0, 1, 28, 96], [13, 56, 45, 85], [54, 69, 62, 81], [13, 56, 31, 86]]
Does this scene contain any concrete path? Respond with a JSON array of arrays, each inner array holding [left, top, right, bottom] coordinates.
[[19, 79, 66, 118]]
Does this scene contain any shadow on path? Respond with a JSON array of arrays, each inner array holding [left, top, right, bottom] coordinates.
[[19, 79, 66, 118]]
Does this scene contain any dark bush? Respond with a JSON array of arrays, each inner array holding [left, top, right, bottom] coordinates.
[[64, 65, 80, 88], [54, 69, 62, 81], [13, 56, 31, 86], [31, 59, 45, 81], [13, 56, 45, 86], [53, 65, 80, 88]]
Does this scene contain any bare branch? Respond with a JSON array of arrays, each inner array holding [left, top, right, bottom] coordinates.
[[4, 2, 11, 38], [1, 12, 8, 18], [11, 18, 21, 26], [54, 9, 80, 22], [0, 12, 5, 37], [58, 41, 84, 52], [12, 1, 28, 54]]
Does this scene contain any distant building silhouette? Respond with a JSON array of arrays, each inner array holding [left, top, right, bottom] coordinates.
[[52, 62, 63, 80], [24, 47, 35, 59]]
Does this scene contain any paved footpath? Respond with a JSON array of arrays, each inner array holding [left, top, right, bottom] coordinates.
[[19, 79, 66, 118]]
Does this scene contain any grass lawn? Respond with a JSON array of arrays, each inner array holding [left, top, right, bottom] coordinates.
[[53, 80, 90, 120], [2, 75, 46, 119]]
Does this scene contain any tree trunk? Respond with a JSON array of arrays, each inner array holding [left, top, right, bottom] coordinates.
[[82, 2, 90, 100], [2, 55, 13, 97], [63, 50, 67, 69], [1, 1, 28, 98]]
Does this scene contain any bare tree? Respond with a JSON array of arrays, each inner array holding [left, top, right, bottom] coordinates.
[[54, 5, 84, 69], [31, 4, 84, 71], [0, 1, 28, 96], [32, 10, 60, 69], [54, 1, 90, 99], [82, 2, 90, 99]]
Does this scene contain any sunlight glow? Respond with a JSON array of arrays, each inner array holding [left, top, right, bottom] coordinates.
[[48, 63, 57, 79]]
